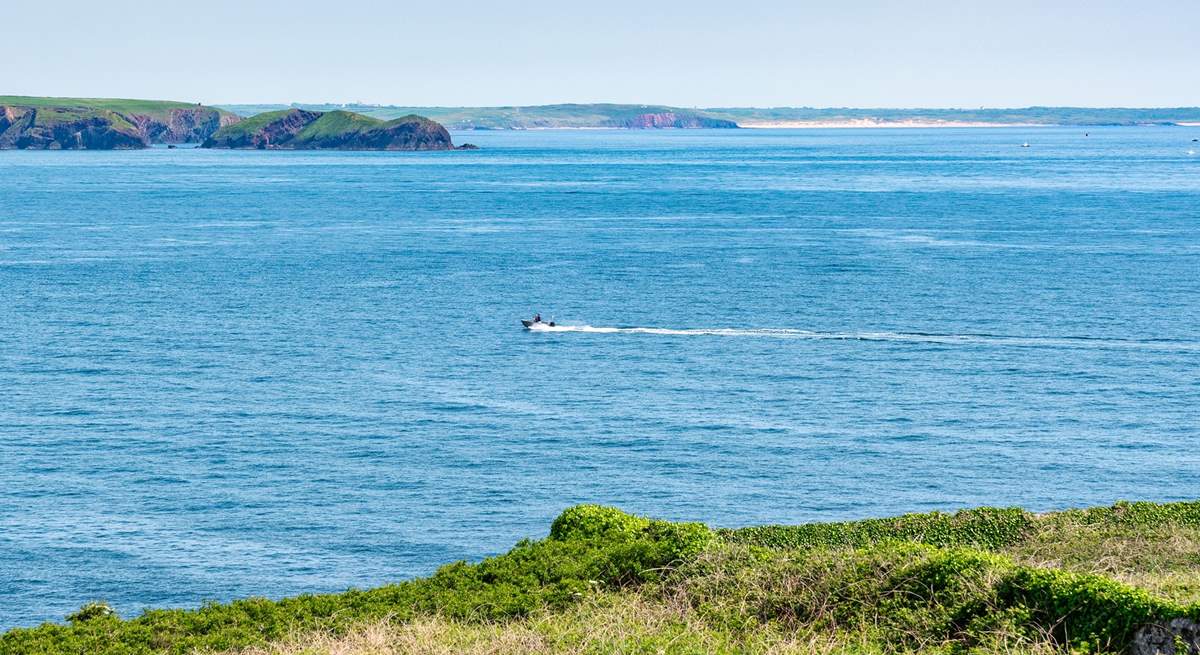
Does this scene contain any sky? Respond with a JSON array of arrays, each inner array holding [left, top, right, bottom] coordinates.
[[3, 0, 1198, 107]]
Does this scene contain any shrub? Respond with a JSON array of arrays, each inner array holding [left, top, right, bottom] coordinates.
[[66, 602, 117, 624], [723, 506, 1035, 551], [550, 504, 650, 541]]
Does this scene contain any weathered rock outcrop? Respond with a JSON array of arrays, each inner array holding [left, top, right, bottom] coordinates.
[[0, 106, 145, 149], [608, 112, 738, 129], [134, 108, 242, 144], [201, 109, 457, 150], [1133, 618, 1200, 655], [0, 98, 240, 149]]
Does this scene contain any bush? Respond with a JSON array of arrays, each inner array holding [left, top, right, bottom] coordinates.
[[1046, 501, 1200, 530], [550, 504, 650, 541], [1000, 566, 1182, 651], [0, 506, 714, 654], [66, 602, 117, 624], [723, 506, 1035, 551], [5, 503, 1198, 655]]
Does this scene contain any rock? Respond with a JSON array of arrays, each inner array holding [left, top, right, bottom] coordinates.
[[201, 109, 455, 151], [0, 100, 238, 149], [0, 106, 145, 149], [456, 143, 480, 150], [1132, 618, 1200, 655]]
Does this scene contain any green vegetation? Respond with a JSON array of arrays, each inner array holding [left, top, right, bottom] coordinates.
[[202, 109, 451, 150], [0, 96, 236, 121], [4, 501, 1200, 654], [1, 96, 239, 148], [217, 103, 738, 129], [22, 106, 138, 132], [201, 109, 297, 140], [217, 102, 1200, 129], [290, 111, 435, 145]]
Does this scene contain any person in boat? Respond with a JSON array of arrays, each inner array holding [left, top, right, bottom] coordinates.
[[533, 313, 542, 323]]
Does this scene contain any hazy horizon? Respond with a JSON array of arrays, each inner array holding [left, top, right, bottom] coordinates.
[[4, 0, 1198, 108], [12, 95, 1200, 110]]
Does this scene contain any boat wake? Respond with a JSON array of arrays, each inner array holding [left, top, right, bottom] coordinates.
[[526, 323, 1198, 351]]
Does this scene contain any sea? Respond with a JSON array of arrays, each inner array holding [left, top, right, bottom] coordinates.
[[1, 126, 1198, 627]]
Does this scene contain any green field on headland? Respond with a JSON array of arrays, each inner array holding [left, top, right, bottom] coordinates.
[[0, 96, 240, 149], [4, 501, 1200, 654]]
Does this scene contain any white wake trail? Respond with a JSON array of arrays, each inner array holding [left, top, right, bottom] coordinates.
[[525, 324, 1199, 351]]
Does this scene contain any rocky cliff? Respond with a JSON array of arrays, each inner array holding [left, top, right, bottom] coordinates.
[[0, 97, 240, 149], [0, 105, 145, 149], [133, 107, 242, 144], [201, 109, 457, 150]]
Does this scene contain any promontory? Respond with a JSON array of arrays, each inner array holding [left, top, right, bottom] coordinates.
[[0, 96, 239, 149], [200, 109, 458, 150]]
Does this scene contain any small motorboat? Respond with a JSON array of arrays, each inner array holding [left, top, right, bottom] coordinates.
[[1021, 142, 1031, 148], [522, 318, 556, 328]]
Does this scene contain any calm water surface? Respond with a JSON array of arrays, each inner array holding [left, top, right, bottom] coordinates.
[[1, 127, 1198, 627]]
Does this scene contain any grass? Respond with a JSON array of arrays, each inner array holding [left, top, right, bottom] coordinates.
[[206, 109, 442, 147], [0, 96, 235, 121], [205, 109, 304, 140], [4, 502, 1199, 654], [1005, 518, 1200, 605]]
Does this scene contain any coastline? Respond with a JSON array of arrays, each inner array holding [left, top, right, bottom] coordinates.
[[7, 501, 1200, 654], [738, 119, 1046, 129]]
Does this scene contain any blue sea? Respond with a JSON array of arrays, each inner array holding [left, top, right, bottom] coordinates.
[[1, 127, 1198, 628]]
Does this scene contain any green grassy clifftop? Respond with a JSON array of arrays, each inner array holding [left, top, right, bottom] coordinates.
[[201, 109, 457, 150], [0, 96, 239, 149], [4, 501, 1200, 654]]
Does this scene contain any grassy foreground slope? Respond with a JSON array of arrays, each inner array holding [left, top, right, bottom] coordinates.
[[4, 502, 1200, 654]]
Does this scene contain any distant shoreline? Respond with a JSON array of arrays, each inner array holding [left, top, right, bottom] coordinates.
[[738, 120, 1045, 129]]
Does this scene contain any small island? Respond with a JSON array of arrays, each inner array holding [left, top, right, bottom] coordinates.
[[201, 109, 460, 151]]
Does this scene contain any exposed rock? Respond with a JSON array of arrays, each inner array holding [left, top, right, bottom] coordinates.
[[1133, 618, 1200, 655], [0, 106, 145, 150], [456, 143, 480, 150], [202, 109, 322, 149], [135, 107, 241, 144], [0, 101, 239, 149], [201, 109, 456, 151]]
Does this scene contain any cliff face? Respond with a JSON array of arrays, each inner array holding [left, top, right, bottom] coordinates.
[[0, 100, 239, 149], [201, 109, 322, 149], [201, 109, 457, 151], [608, 112, 739, 129], [134, 107, 243, 144], [0, 106, 145, 150]]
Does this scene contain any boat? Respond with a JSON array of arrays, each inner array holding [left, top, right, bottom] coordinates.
[[522, 319, 556, 328], [1021, 142, 1031, 148]]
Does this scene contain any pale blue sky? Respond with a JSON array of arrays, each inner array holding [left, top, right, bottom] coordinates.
[[4, 0, 1197, 107]]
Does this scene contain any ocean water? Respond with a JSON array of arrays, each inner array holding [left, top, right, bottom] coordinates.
[[1, 127, 1198, 628]]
